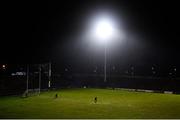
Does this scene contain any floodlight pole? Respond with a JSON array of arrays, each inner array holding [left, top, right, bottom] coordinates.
[[39, 64, 41, 94], [104, 41, 107, 82], [48, 62, 51, 88], [26, 64, 29, 93]]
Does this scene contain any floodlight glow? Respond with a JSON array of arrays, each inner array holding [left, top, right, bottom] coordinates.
[[94, 18, 114, 41], [87, 14, 122, 45]]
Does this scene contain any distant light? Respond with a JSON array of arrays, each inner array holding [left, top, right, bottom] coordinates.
[[11, 73, 16, 76], [11, 72, 26, 76], [16, 72, 26, 76], [2, 65, 6, 69], [48, 80, 51, 88]]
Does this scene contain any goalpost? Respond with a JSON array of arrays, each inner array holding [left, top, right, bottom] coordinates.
[[24, 62, 52, 97]]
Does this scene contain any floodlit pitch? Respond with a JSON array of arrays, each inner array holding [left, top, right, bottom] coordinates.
[[0, 88, 180, 119]]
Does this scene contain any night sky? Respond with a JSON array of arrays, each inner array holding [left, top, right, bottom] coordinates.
[[1, 0, 180, 72]]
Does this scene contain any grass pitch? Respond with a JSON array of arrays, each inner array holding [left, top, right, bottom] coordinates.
[[0, 88, 180, 119]]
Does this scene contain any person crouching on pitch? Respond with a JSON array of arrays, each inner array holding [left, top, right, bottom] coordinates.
[[94, 97, 97, 103]]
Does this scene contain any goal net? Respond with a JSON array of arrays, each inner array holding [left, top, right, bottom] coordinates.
[[23, 63, 51, 97]]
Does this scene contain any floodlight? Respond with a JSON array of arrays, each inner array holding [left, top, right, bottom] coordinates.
[[86, 13, 123, 83], [91, 16, 116, 43], [94, 18, 115, 41]]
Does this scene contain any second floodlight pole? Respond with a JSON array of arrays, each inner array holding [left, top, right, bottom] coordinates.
[[26, 64, 29, 93], [48, 62, 51, 88], [39, 64, 41, 94]]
